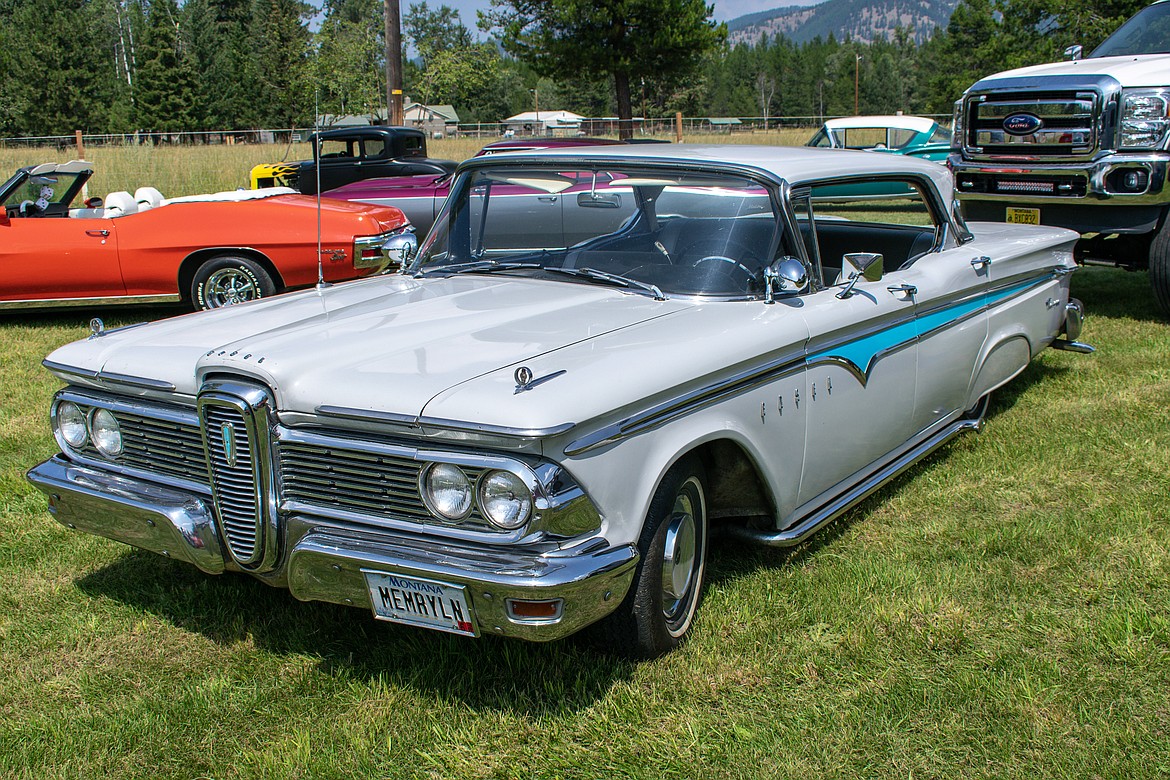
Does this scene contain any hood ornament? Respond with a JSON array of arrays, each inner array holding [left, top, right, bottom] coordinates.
[[88, 318, 105, 338], [514, 366, 567, 394]]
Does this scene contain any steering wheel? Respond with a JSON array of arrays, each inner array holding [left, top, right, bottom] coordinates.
[[679, 240, 760, 289], [18, 199, 42, 217]]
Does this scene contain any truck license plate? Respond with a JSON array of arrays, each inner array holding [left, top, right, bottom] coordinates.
[[1006, 207, 1040, 225], [363, 570, 477, 636]]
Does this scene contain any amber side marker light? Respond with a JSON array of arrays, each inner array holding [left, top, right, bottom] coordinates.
[[506, 598, 562, 621]]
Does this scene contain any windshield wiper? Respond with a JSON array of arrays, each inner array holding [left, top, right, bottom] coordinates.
[[416, 260, 543, 278], [546, 266, 665, 300]]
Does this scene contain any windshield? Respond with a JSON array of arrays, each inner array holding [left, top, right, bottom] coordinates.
[[1091, 3, 1170, 57], [413, 164, 786, 298]]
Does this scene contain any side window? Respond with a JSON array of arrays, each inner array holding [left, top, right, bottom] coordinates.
[[318, 139, 355, 159], [361, 138, 388, 159], [805, 179, 940, 283]]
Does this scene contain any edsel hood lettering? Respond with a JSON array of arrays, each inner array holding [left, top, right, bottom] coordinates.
[[29, 146, 1092, 658]]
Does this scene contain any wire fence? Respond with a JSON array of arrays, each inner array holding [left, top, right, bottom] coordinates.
[[0, 114, 954, 148]]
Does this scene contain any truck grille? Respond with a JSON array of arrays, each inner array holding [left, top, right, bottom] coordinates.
[[966, 90, 1100, 159]]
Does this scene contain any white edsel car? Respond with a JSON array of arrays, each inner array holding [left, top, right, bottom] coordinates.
[[28, 146, 1093, 658]]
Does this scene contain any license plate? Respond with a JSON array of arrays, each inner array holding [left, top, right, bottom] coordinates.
[[1006, 207, 1040, 225], [363, 570, 477, 637]]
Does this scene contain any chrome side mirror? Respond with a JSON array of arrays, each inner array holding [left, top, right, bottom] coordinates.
[[764, 257, 809, 304], [836, 252, 883, 299], [1064, 44, 1083, 61], [382, 232, 418, 269]]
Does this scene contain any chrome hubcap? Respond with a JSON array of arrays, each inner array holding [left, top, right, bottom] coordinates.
[[205, 268, 257, 308], [661, 479, 702, 626]]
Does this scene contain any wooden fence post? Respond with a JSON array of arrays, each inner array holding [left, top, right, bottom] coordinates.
[[675, 112, 683, 143]]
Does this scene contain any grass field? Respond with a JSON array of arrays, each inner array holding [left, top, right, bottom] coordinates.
[[0, 143, 1168, 778]]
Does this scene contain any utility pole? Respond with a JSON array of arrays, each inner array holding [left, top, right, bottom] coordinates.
[[854, 54, 862, 115], [385, 0, 403, 125]]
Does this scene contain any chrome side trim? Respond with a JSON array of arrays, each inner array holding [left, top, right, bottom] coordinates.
[[0, 293, 182, 310], [315, 405, 576, 439], [565, 349, 805, 456], [726, 401, 987, 548], [43, 360, 98, 381], [96, 371, 177, 392]]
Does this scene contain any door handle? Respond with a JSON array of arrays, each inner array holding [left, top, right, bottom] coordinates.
[[86, 229, 110, 237], [887, 283, 917, 297], [971, 255, 992, 269], [537, 195, 558, 203]]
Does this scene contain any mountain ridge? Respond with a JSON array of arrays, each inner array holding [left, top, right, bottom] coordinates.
[[727, 0, 959, 45]]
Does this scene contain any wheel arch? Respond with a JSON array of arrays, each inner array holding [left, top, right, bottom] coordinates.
[[178, 248, 285, 303]]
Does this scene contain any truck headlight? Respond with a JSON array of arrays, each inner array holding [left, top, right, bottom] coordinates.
[[951, 98, 965, 150], [478, 470, 534, 530], [89, 408, 123, 457], [56, 401, 88, 449], [421, 462, 473, 522], [1120, 89, 1170, 149]]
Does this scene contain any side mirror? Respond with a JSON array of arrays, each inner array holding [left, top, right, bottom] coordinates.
[[836, 252, 884, 299], [382, 231, 418, 269], [763, 257, 809, 304], [1064, 44, 1083, 61]]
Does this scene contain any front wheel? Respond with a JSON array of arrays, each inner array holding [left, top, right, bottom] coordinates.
[[590, 455, 709, 658], [191, 255, 276, 311], [1149, 216, 1170, 316]]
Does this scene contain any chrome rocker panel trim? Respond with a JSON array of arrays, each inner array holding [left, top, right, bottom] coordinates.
[[0, 293, 183, 310]]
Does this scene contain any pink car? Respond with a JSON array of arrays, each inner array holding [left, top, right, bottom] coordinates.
[[322, 138, 635, 234]]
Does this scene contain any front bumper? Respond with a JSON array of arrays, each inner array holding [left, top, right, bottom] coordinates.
[[27, 456, 638, 641], [950, 152, 1170, 233]]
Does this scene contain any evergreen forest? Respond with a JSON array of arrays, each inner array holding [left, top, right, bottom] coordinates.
[[0, 0, 1153, 137]]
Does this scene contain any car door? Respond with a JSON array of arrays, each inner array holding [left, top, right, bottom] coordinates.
[[789, 186, 916, 505], [0, 212, 124, 302]]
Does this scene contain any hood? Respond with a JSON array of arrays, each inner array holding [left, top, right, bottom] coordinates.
[[45, 274, 698, 428], [972, 54, 1170, 90], [323, 174, 448, 201]]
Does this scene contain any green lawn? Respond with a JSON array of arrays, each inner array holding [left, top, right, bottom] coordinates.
[[0, 267, 1167, 779]]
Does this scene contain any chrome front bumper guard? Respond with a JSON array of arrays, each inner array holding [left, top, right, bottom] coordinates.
[[27, 456, 638, 641], [949, 152, 1170, 206]]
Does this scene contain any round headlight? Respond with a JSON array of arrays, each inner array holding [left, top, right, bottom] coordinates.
[[89, 408, 123, 457], [478, 470, 533, 530], [422, 463, 473, 521], [57, 401, 88, 449]]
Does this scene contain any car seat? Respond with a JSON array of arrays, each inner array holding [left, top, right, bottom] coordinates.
[[103, 192, 138, 217], [134, 187, 164, 210]]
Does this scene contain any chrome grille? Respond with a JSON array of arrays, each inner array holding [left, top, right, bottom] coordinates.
[[201, 402, 263, 565], [279, 441, 489, 528], [967, 90, 1100, 158], [80, 410, 208, 484]]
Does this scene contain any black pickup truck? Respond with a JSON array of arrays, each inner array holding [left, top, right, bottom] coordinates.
[[250, 126, 457, 195]]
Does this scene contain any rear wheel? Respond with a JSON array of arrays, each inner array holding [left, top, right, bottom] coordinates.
[[1149, 217, 1170, 315], [191, 255, 276, 310], [590, 455, 709, 658]]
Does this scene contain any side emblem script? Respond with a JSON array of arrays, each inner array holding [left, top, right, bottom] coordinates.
[[222, 422, 238, 468], [1003, 113, 1043, 135]]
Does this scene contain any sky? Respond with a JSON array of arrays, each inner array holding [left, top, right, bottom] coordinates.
[[441, 0, 823, 27]]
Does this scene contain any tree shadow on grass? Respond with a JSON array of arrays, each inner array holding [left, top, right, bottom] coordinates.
[[0, 305, 188, 329], [1071, 266, 1165, 324]]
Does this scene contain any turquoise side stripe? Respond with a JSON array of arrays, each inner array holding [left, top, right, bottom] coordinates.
[[809, 276, 1049, 382]]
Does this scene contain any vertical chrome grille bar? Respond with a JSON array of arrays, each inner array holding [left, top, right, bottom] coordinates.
[[198, 379, 279, 570]]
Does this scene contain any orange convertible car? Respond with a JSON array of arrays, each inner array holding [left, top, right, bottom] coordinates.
[[0, 161, 413, 310]]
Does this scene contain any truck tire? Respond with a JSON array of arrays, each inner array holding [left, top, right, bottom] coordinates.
[[1149, 215, 1170, 315]]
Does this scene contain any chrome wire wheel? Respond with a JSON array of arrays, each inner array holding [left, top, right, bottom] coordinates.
[[204, 267, 258, 308], [661, 476, 705, 637]]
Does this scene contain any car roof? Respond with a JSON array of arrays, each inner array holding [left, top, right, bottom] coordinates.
[[464, 143, 953, 194], [821, 115, 938, 133]]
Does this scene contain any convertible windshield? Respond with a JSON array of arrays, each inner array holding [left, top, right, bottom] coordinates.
[[413, 164, 785, 297], [1091, 3, 1170, 57]]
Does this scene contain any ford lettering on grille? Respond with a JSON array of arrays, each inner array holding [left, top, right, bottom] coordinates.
[[1003, 113, 1043, 136]]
